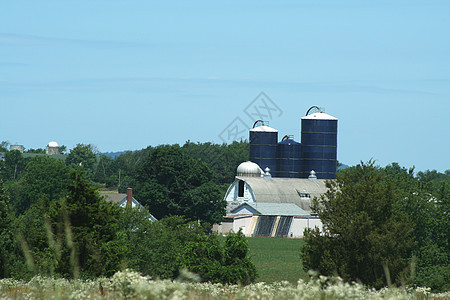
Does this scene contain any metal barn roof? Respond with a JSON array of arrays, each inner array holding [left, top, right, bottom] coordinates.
[[230, 202, 309, 216], [235, 177, 329, 212]]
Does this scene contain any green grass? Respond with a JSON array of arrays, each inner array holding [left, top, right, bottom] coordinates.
[[247, 237, 306, 284]]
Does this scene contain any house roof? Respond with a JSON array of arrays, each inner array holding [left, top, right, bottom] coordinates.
[[230, 202, 309, 216], [235, 177, 329, 212], [100, 191, 158, 222], [100, 192, 127, 204]]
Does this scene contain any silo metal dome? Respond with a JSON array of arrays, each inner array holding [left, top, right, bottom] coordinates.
[[276, 137, 302, 178], [249, 122, 278, 176], [237, 161, 263, 177], [301, 111, 338, 179]]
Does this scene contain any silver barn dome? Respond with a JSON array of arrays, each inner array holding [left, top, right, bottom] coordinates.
[[237, 161, 263, 177]]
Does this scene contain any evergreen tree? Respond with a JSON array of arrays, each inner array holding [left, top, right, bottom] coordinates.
[[0, 181, 17, 278], [65, 144, 98, 179], [301, 161, 414, 288], [49, 170, 126, 278], [13, 156, 70, 214]]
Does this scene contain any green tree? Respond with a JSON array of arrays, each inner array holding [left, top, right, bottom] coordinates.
[[93, 154, 114, 185], [182, 140, 249, 185], [118, 214, 206, 279], [59, 145, 67, 154], [222, 229, 257, 285], [382, 164, 449, 291], [301, 161, 415, 289], [49, 170, 126, 278], [119, 213, 257, 284], [65, 144, 98, 178], [1, 150, 27, 181], [178, 233, 224, 282], [12, 156, 70, 214], [25, 148, 46, 154], [15, 198, 56, 278], [0, 141, 10, 152], [134, 145, 226, 224], [178, 229, 257, 284], [0, 181, 18, 278]]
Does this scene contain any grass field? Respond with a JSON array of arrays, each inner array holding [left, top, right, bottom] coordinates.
[[247, 237, 306, 284]]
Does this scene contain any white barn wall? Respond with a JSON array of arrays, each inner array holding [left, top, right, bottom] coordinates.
[[232, 216, 254, 236], [213, 215, 322, 238], [290, 217, 322, 238], [224, 180, 255, 203]]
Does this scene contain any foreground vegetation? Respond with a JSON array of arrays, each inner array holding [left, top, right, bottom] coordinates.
[[1, 269, 448, 300]]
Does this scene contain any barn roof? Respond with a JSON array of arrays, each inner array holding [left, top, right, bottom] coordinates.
[[235, 177, 329, 212], [230, 202, 309, 216]]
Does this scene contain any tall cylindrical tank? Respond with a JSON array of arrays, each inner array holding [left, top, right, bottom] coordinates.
[[276, 137, 302, 178], [249, 125, 278, 175], [301, 112, 338, 179]]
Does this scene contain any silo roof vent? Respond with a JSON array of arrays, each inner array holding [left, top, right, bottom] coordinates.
[[308, 170, 317, 180], [263, 167, 272, 179]]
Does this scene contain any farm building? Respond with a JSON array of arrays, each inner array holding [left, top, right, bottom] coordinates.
[[46, 141, 60, 155], [224, 161, 328, 214], [213, 161, 326, 238], [213, 108, 337, 238]]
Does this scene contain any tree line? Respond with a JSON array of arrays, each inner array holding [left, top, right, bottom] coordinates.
[[0, 141, 255, 283]]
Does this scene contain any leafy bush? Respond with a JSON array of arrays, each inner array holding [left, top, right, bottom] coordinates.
[[178, 230, 257, 285], [119, 211, 256, 285]]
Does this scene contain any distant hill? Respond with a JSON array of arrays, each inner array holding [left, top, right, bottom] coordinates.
[[338, 163, 350, 170], [102, 151, 127, 158]]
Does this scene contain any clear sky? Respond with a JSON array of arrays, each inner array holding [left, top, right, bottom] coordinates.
[[1, 1, 449, 172]]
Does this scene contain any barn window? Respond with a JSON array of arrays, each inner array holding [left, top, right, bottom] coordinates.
[[297, 191, 311, 198], [238, 180, 245, 197]]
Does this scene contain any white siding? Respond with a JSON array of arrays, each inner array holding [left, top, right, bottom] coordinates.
[[232, 216, 253, 236], [224, 180, 255, 203], [289, 216, 322, 238]]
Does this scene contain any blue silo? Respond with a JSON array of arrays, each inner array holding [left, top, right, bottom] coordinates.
[[249, 121, 278, 175], [276, 136, 302, 178], [301, 112, 338, 179]]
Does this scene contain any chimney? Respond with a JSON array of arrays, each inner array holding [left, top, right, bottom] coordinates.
[[126, 188, 133, 208]]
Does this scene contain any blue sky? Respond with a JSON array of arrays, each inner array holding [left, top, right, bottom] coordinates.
[[1, 1, 449, 172]]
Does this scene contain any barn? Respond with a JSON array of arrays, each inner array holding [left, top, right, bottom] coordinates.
[[214, 109, 338, 238], [213, 161, 326, 238]]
